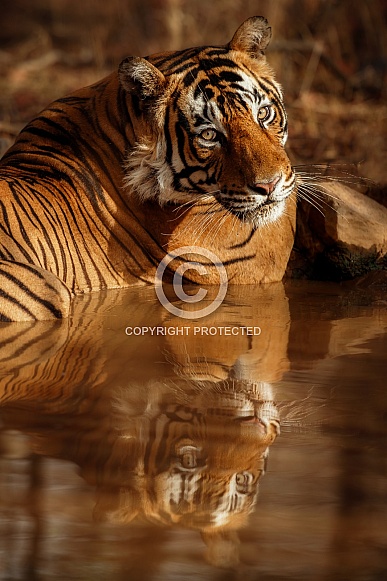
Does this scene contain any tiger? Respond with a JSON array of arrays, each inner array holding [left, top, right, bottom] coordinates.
[[1, 375, 279, 569], [92, 378, 279, 569], [0, 16, 296, 322]]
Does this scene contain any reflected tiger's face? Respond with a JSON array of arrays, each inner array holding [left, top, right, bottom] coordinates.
[[120, 16, 295, 227], [96, 381, 279, 533], [149, 386, 279, 530]]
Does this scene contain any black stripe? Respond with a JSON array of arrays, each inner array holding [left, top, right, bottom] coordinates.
[[0, 287, 35, 320], [181, 66, 200, 88], [204, 47, 229, 57], [0, 266, 64, 318], [151, 47, 202, 72], [229, 227, 256, 249], [164, 107, 173, 165]]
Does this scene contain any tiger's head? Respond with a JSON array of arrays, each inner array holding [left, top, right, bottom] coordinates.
[[119, 16, 295, 228], [145, 381, 279, 531], [94, 380, 279, 539]]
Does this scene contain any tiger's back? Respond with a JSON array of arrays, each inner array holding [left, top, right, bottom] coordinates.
[[0, 17, 296, 321]]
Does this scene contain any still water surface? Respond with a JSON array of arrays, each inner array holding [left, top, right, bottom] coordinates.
[[0, 281, 386, 580]]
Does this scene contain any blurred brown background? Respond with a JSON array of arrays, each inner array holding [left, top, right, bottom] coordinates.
[[0, 0, 386, 184]]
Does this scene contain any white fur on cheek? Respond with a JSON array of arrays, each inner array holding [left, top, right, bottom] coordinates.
[[123, 136, 176, 205], [123, 133, 207, 206]]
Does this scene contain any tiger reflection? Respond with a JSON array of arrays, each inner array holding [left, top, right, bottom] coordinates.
[[1, 357, 280, 569], [0, 286, 285, 568], [87, 379, 279, 566]]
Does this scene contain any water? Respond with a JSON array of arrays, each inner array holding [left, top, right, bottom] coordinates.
[[0, 281, 386, 580]]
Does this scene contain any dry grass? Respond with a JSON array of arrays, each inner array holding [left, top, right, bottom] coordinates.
[[0, 0, 386, 184]]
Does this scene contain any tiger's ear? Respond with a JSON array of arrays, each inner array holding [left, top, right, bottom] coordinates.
[[119, 56, 167, 99], [228, 16, 272, 58]]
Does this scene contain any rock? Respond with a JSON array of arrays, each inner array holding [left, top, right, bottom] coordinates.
[[288, 182, 387, 280], [363, 183, 387, 209]]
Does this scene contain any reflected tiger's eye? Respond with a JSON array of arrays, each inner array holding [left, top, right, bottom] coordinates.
[[257, 106, 272, 123], [235, 471, 254, 493], [177, 444, 201, 470], [200, 128, 218, 141], [182, 451, 197, 469]]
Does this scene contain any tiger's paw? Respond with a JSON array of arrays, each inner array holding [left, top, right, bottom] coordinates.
[[0, 260, 72, 322]]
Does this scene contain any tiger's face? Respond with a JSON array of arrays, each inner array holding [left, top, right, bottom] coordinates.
[[120, 16, 295, 228], [94, 380, 279, 536], [148, 382, 279, 530]]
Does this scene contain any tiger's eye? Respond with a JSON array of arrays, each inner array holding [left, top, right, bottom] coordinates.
[[235, 471, 254, 493], [200, 128, 218, 141], [182, 451, 197, 469], [177, 444, 201, 470], [257, 106, 271, 123], [236, 473, 249, 486]]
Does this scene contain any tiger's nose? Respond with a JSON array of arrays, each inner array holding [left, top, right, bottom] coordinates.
[[250, 176, 280, 195]]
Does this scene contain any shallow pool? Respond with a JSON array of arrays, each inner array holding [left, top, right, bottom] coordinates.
[[1, 281, 386, 580]]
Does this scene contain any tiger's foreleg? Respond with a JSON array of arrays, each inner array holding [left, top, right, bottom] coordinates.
[[0, 260, 72, 322]]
